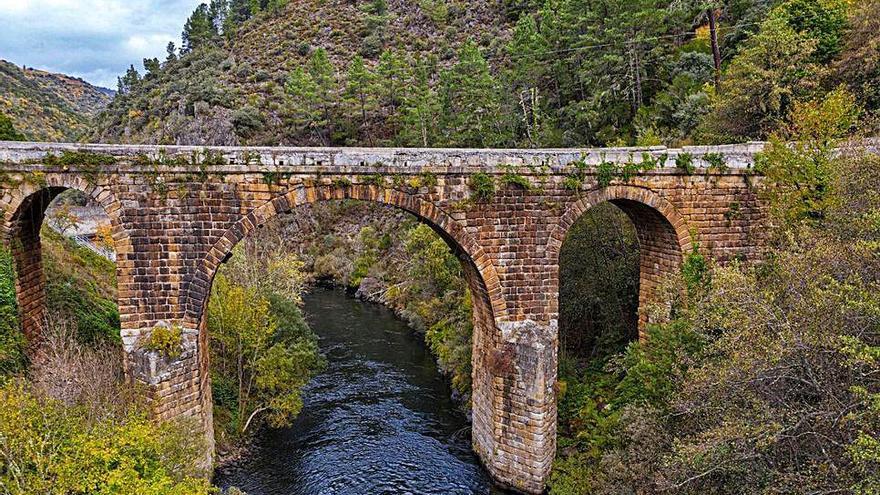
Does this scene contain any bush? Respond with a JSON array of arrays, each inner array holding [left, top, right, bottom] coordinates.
[[142, 324, 183, 359], [468, 172, 495, 201], [0, 247, 24, 378], [0, 381, 213, 495], [231, 105, 265, 137]]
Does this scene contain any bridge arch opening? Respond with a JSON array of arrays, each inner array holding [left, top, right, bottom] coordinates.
[[553, 186, 692, 345], [3, 181, 127, 347], [185, 185, 505, 476], [552, 186, 691, 473], [558, 202, 641, 363], [2, 180, 128, 399]]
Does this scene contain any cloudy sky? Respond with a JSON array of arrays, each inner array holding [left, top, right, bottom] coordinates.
[[0, 0, 203, 89]]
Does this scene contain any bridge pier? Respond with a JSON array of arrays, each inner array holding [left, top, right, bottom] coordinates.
[[473, 319, 557, 493]]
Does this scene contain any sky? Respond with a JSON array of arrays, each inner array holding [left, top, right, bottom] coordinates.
[[0, 0, 204, 89]]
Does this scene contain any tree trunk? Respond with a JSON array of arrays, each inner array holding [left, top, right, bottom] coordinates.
[[708, 8, 722, 91]]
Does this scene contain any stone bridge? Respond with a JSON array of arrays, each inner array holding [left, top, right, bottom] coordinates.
[[0, 141, 767, 493]]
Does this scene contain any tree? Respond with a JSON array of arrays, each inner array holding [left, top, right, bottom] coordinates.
[[776, 0, 848, 64], [514, 0, 674, 145], [697, 0, 851, 142], [376, 49, 407, 140], [344, 55, 378, 145], [754, 87, 859, 226], [165, 41, 178, 63], [696, 14, 821, 142], [0, 382, 214, 494], [222, 243, 306, 304], [0, 248, 24, 377], [438, 42, 510, 147], [0, 112, 25, 141], [223, 0, 253, 38], [285, 66, 320, 142], [308, 48, 338, 145], [48, 202, 81, 236], [504, 14, 559, 146], [265, 0, 288, 12], [208, 0, 228, 32], [143, 57, 161, 79], [208, 272, 322, 435], [116, 65, 141, 95], [181, 3, 218, 53], [833, 0, 880, 114], [398, 56, 441, 147]]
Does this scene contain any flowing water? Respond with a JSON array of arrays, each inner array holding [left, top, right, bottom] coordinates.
[[214, 287, 505, 495]]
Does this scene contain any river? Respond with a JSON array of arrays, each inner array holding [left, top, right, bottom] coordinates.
[[214, 287, 506, 494]]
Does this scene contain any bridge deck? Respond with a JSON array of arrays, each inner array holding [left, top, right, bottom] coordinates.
[[0, 140, 764, 173]]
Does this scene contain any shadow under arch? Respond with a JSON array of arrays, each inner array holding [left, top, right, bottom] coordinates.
[[182, 183, 508, 469], [1, 175, 132, 349], [548, 185, 693, 338]]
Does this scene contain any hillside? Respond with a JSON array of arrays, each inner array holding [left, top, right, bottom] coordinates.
[[90, 0, 878, 148], [90, 0, 513, 146], [0, 60, 113, 142]]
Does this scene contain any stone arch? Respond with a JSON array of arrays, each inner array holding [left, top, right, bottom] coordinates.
[[184, 184, 506, 325], [181, 183, 508, 471], [548, 185, 693, 337], [1, 175, 132, 350]]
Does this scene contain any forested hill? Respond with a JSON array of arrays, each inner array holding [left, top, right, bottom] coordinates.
[[90, 0, 877, 148], [0, 60, 113, 142]]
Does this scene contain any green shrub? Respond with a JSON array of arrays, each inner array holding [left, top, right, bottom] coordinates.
[[500, 168, 533, 191], [41, 229, 119, 344], [562, 175, 583, 191], [703, 152, 728, 173], [675, 152, 695, 174], [0, 112, 25, 141], [469, 172, 495, 201], [596, 161, 618, 187], [0, 381, 213, 495], [0, 247, 24, 379], [142, 324, 183, 359]]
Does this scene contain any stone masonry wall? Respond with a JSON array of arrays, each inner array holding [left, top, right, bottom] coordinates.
[[0, 142, 767, 494]]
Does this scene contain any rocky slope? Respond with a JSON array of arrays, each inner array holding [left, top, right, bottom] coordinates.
[[89, 0, 516, 146], [0, 60, 112, 142]]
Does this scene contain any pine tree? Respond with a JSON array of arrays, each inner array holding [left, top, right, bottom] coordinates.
[[376, 49, 407, 141], [143, 58, 161, 79], [182, 3, 218, 53], [399, 56, 441, 147], [165, 42, 178, 63], [439, 42, 510, 147], [309, 48, 337, 145], [208, 0, 228, 32], [228, 0, 252, 24], [344, 56, 378, 145], [504, 14, 558, 146], [285, 50, 339, 145], [285, 67, 320, 142], [117, 65, 141, 95], [265, 0, 288, 12], [248, 0, 261, 16]]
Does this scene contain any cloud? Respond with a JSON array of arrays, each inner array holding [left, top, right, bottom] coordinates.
[[0, 0, 204, 88]]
